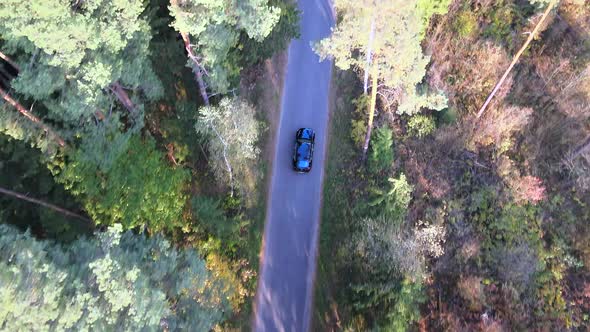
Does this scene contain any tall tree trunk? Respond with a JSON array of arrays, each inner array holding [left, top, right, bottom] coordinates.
[[363, 16, 375, 95], [0, 186, 93, 224], [362, 63, 379, 160], [476, 0, 557, 119], [0, 86, 65, 147]]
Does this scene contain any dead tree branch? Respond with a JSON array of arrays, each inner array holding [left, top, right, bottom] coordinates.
[[0, 186, 93, 224], [0, 86, 65, 146]]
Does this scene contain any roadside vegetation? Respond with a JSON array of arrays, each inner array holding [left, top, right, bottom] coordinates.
[[0, 0, 298, 329], [315, 0, 590, 330]]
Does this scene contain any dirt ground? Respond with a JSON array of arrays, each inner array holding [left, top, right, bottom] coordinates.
[[241, 51, 289, 185]]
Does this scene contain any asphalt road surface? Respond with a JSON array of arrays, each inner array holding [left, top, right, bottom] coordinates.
[[253, 1, 334, 331]]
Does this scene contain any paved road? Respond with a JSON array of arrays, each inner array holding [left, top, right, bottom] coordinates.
[[253, 1, 334, 331]]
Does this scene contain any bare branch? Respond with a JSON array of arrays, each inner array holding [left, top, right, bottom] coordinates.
[[0, 186, 93, 224], [0, 86, 65, 147], [209, 123, 234, 197]]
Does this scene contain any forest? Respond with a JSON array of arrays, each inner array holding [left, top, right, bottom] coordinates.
[[0, 0, 589, 331], [314, 0, 590, 331]]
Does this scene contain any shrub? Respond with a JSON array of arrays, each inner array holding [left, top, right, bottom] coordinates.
[[58, 135, 189, 231], [454, 10, 479, 38], [407, 114, 436, 138], [351, 95, 369, 148], [369, 126, 394, 173]]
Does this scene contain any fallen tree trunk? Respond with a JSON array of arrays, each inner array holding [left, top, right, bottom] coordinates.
[[0, 186, 93, 224], [476, 0, 557, 119], [179, 32, 210, 106], [0, 86, 65, 147], [0, 51, 20, 72]]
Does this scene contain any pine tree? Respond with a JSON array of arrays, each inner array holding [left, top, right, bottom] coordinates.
[[315, 0, 450, 156], [0, 0, 162, 123], [169, 0, 281, 95], [0, 224, 230, 330]]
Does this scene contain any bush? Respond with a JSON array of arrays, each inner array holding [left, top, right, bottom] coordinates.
[[369, 126, 394, 173], [407, 114, 436, 138], [351, 95, 369, 148], [58, 135, 189, 231], [454, 10, 478, 38]]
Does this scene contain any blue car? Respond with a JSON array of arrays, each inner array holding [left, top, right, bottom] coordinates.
[[293, 128, 315, 173]]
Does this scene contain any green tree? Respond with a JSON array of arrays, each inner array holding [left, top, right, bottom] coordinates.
[[368, 174, 413, 222], [195, 97, 260, 196], [0, 224, 230, 331], [0, 0, 162, 123], [315, 0, 449, 156], [57, 134, 189, 231], [169, 0, 281, 95]]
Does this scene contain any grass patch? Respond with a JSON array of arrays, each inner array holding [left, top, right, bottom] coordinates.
[[313, 69, 362, 330]]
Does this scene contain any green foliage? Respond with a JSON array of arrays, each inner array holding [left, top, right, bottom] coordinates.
[[0, 104, 63, 155], [368, 174, 413, 223], [407, 114, 436, 138], [315, 0, 450, 115], [0, 224, 230, 331], [236, 0, 300, 67], [0, 134, 90, 241], [169, 0, 281, 93], [416, 0, 453, 36], [368, 126, 394, 174], [192, 195, 239, 242], [0, 0, 162, 122], [195, 97, 261, 192], [58, 135, 189, 231], [381, 279, 426, 332], [351, 95, 369, 147], [467, 187, 572, 324], [454, 10, 479, 38], [352, 216, 429, 329], [482, 3, 516, 44], [397, 87, 448, 115]]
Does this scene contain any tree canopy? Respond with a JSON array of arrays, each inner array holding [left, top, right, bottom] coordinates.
[[315, 0, 450, 115], [0, 223, 230, 331], [0, 0, 162, 123], [169, 0, 281, 93]]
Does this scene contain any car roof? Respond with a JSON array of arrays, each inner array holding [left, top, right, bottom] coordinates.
[[296, 142, 312, 161]]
